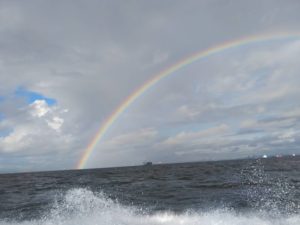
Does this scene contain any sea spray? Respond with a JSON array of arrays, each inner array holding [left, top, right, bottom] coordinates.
[[0, 188, 299, 225], [241, 159, 299, 214], [0, 157, 299, 225]]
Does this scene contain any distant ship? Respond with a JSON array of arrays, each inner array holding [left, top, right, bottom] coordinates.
[[143, 162, 153, 166]]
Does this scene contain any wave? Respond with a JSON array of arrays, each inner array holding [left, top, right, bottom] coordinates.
[[0, 188, 299, 225]]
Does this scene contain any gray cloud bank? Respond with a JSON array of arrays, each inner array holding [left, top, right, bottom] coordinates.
[[0, 0, 300, 172]]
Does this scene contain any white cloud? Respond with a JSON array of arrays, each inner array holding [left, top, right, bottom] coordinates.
[[0, 97, 72, 157], [162, 124, 230, 146], [47, 116, 64, 131], [29, 100, 50, 117], [1, 126, 31, 152], [277, 129, 296, 143]]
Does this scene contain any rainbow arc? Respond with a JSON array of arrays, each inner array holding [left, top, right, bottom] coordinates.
[[76, 31, 300, 169]]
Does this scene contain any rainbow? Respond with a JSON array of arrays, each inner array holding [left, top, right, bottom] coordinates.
[[76, 31, 300, 169]]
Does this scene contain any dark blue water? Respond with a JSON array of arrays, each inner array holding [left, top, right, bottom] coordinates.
[[0, 156, 299, 225]]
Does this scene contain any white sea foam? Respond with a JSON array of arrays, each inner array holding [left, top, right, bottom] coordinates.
[[0, 188, 299, 225]]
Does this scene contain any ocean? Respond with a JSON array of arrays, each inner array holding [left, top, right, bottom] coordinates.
[[0, 156, 299, 225]]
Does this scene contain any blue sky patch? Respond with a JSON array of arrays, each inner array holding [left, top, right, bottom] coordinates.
[[0, 128, 12, 138], [15, 87, 57, 106], [0, 113, 4, 121]]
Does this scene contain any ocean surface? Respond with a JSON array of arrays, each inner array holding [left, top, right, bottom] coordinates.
[[0, 156, 299, 225]]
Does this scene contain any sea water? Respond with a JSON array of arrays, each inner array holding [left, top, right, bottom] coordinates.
[[0, 157, 299, 225]]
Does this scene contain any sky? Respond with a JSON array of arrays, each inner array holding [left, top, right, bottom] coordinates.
[[0, 0, 300, 172]]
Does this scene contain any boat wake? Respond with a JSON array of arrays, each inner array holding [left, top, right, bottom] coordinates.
[[0, 188, 299, 225]]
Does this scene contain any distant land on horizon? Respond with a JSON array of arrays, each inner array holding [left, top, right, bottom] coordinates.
[[1, 153, 298, 175]]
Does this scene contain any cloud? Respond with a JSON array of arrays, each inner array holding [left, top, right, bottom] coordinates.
[[47, 116, 64, 132], [1, 0, 300, 171], [0, 2, 23, 31], [104, 128, 158, 148], [162, 124, 230, 146], [30, 100, 50, 118], [0, 98, 72, 158], [88, 128, 159, 167], [0, 126, 30, 152], [84, 38, 300, 168]]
